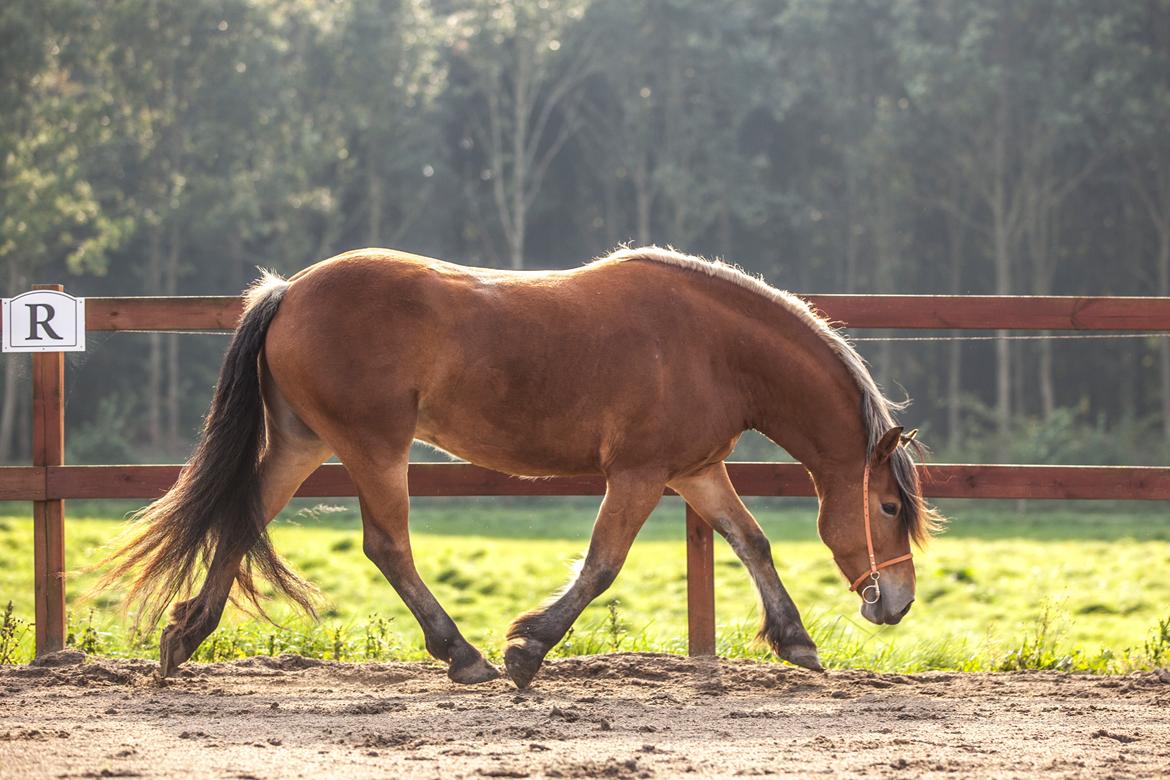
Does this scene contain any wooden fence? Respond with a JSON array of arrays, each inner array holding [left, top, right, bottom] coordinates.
[[3, 288, 1170, 661]]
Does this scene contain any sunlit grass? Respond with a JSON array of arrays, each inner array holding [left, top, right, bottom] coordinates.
[[1, 499, 1168, 672]]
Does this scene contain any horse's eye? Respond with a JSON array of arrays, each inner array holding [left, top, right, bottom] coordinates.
[[880, 502, 898, 517]]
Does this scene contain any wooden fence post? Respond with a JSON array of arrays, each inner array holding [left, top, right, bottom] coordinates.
[[685, 503, 716, 656], [32, 283, 66, 657]]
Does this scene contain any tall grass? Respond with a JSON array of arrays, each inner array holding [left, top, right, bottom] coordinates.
[[12, 598, 1163, 674], [2, 504, 1170, 673]]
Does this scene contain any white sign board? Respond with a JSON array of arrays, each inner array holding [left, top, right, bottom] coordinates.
[[2, 290, 86, 352]]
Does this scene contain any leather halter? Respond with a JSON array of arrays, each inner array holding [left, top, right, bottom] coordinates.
[[848, 460, 914, 604]]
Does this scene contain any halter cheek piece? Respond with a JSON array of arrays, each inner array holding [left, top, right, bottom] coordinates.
[[848, 461, 914, 604]]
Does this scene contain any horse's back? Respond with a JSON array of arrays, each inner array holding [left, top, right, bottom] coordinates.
[[273, 248, 700, 363]]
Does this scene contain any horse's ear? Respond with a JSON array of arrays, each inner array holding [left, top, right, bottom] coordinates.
[[873, 426, 904, 464], [900, 428, 919, 446]]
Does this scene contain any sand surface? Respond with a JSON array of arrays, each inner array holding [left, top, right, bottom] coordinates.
[[2, 652, 1169, 778]]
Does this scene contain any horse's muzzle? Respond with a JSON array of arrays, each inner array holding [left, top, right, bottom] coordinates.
[[861, 596, 914, 625]]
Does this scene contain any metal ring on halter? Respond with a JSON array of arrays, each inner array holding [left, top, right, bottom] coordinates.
[[860, 571, 881, 604]]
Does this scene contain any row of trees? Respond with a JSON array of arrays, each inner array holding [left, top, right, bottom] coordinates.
[[2, 0, 1169, 465]]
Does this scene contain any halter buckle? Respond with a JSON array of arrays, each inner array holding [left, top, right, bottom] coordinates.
[[861, 571, 881, 604]]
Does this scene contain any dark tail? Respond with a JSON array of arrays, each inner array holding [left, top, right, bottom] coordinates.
[[100, 272, 316, 629]]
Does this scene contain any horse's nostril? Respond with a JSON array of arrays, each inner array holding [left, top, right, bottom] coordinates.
[[895, 599, 914, 619]]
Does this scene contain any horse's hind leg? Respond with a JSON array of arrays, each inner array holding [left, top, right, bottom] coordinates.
[[159, 397, 331, 675], [346, 451, 499, 684], [670, 462, 822, 672], [505, 469, 665, 688]]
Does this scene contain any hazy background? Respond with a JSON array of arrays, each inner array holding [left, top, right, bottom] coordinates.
[[3, 0, 1169, 469]]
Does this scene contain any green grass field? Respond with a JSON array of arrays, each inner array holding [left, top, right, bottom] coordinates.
[[2, 498, 1169, 672]]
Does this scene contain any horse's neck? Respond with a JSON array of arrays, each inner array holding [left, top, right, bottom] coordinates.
[[742, 318, 867, 488]]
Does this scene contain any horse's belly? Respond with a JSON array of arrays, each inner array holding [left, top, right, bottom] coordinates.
[[413, 415, 601, 478]]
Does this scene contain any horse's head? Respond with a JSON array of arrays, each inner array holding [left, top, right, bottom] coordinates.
[[817, 426, 943, 625]]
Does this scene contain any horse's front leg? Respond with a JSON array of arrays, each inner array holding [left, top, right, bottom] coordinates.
[[505, 469, 665, 688], [670, 462, 823, 672]]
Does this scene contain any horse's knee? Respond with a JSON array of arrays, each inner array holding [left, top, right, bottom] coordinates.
[[743, 528, 772, 561], [718, 519, 772, 564]]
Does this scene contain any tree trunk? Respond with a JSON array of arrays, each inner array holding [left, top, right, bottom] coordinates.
[[165, 340, 179, 453], [16, 384, 29, 461], [0, 356, 22, 464], [1036, 269, 1055, 419], [1026, 173, 1057, 421], [945, 195, 965, 453], [146, 226, 163, 451], [844, 163, 859, 293], [368, 172, 383, 246], [510, 202, 526, 269], [991, 92, 1013, 448], [0, 262, 25, 462], [1012, 334, 1027, 426], [1037, 338, 1055, 419], [718, 202, 731, 257], [634, 151, 652, 245], [164, 221, 181, 454], [510, 44, 529, 270], [993, 223, 1012, 442], [599, 167, 620, 248], [872, 174, 896, 390], [946, 334, 961, 454], [1119, 338, 1137, 425], [1159, 226, 1170, 449], [1161, 335, 1170, 451]]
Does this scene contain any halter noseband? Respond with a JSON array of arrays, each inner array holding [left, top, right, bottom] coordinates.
[[848, 461, 914, 604]]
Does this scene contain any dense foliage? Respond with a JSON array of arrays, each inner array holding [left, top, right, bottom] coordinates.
[[2, 0, 1169, 465]]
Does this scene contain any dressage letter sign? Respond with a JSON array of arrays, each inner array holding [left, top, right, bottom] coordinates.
[[2, 290, 86, 352]]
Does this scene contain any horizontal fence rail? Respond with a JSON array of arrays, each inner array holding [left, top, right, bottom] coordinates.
[[806, 294, 1170, 331], [3, 462, 1170, 502], [4, 293, 1170, 336], [3, 287, 1169, 662]]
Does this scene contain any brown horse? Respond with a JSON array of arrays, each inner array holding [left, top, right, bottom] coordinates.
[[102, 246, 942, 688]]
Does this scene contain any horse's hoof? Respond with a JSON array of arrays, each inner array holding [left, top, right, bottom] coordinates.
[[448, 655, 500, 685], [158, 625, 189, 678], [780, 643, 824, 672], [504, 640, 546, 689], [158, 627, 176, 677]]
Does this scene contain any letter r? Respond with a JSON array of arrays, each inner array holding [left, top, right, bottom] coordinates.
[[27, 303, 62, 341]]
